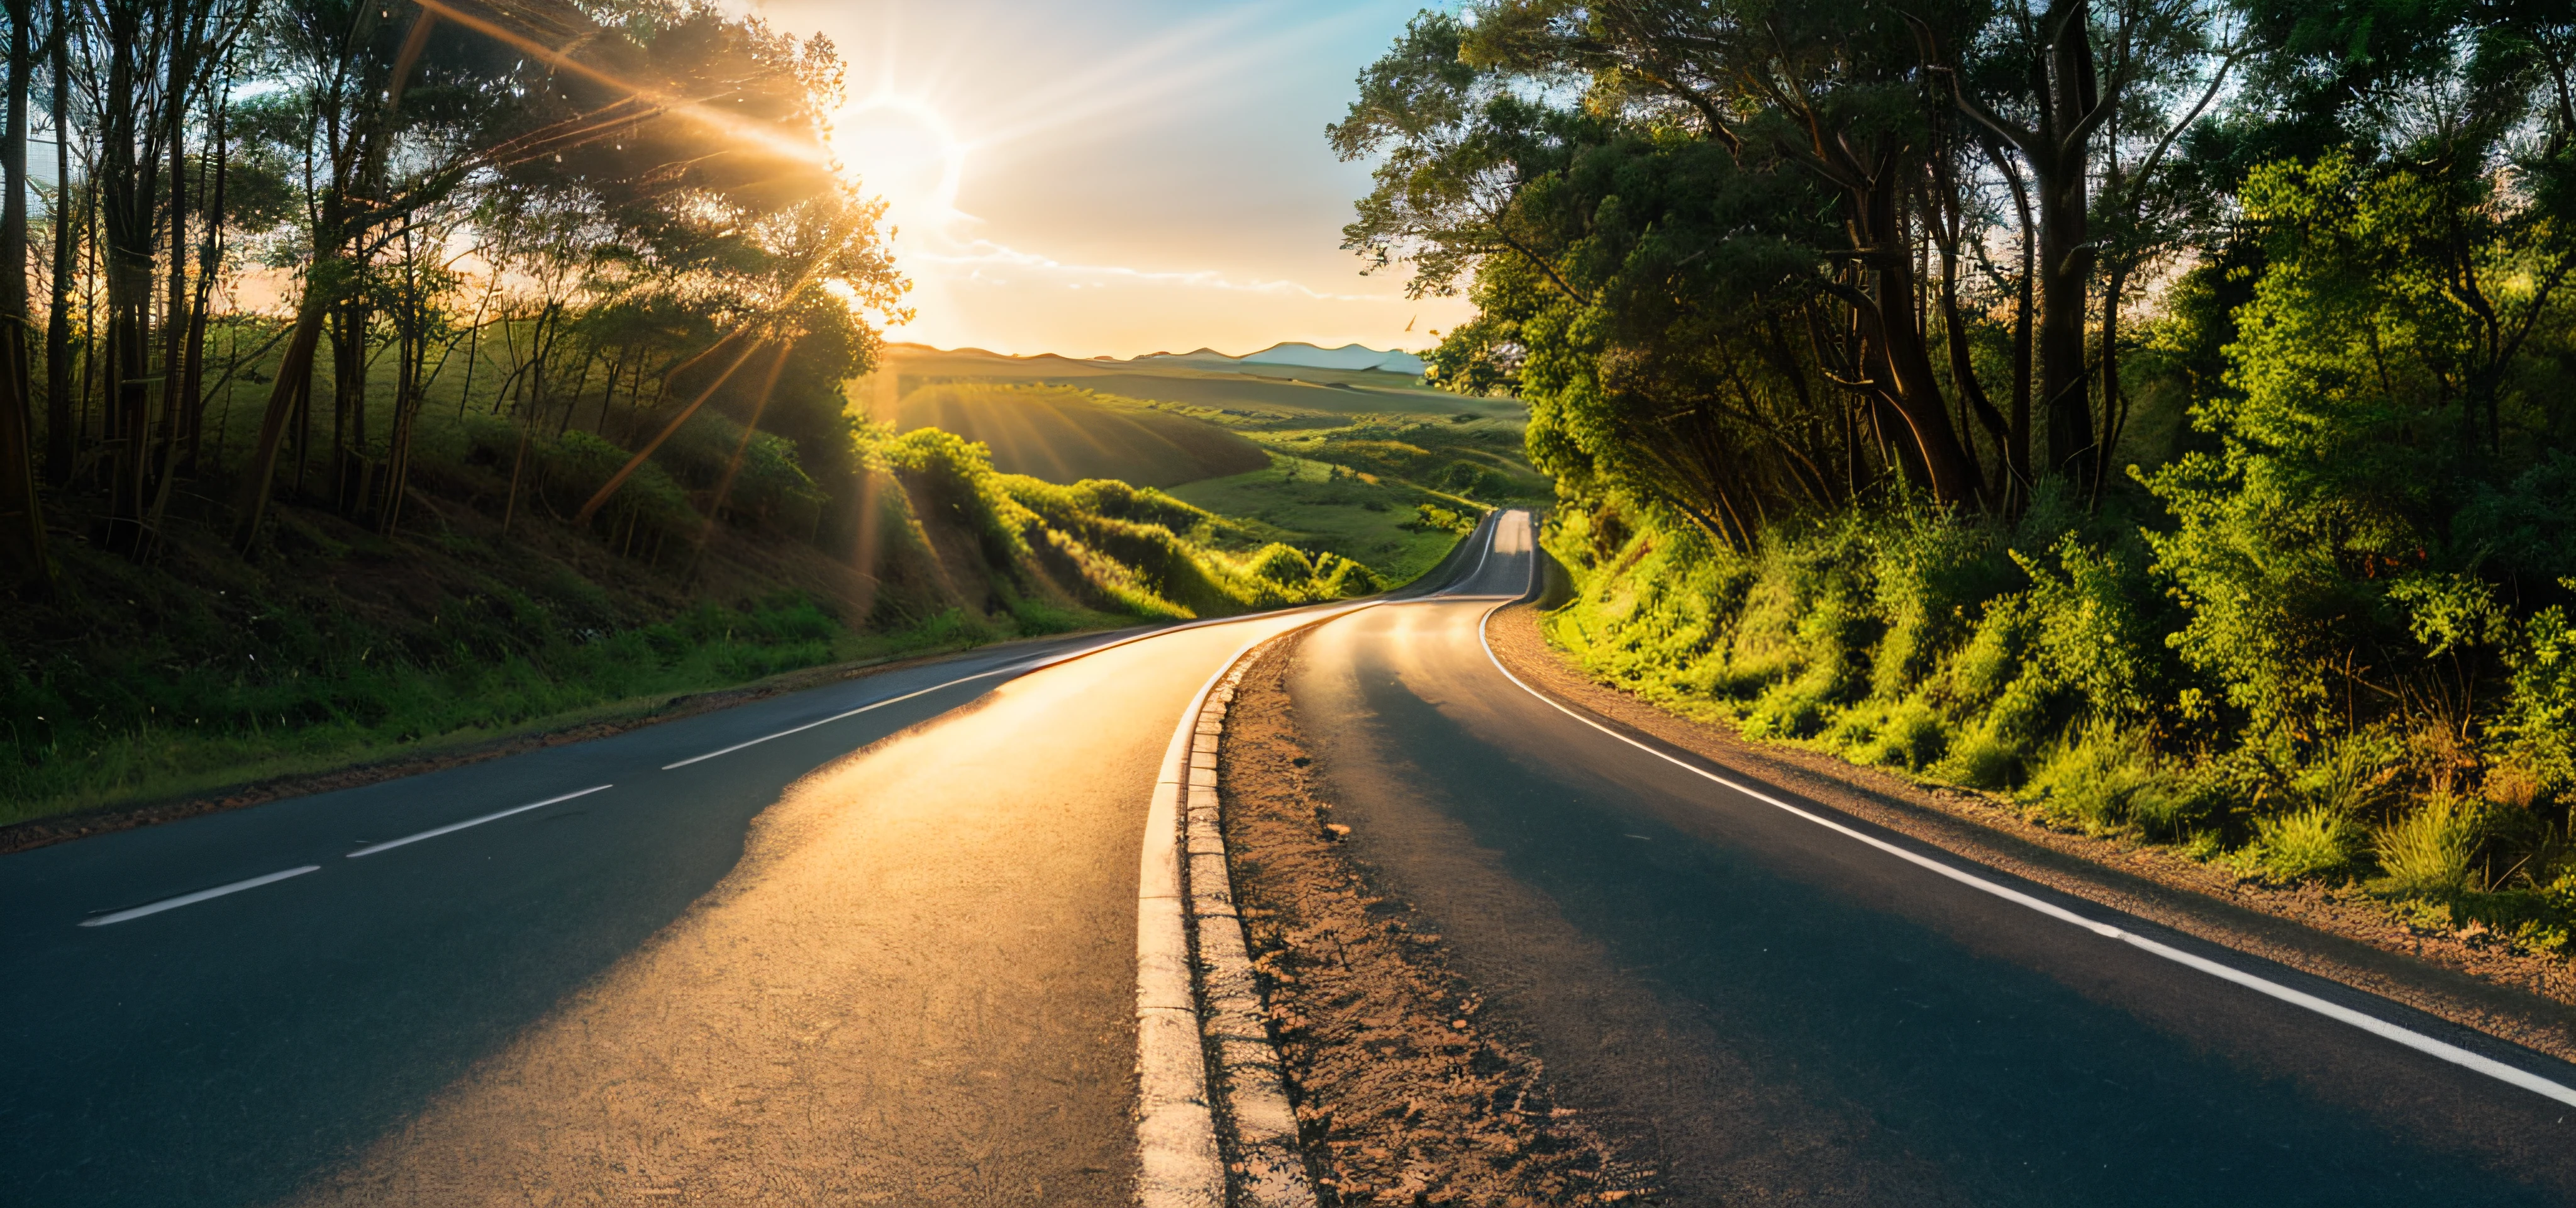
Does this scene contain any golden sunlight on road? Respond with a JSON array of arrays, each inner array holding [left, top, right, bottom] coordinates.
[[283, 620, 1311, 1206]]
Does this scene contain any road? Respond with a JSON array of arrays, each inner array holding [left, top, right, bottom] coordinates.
[[9, 508, 2575, 1205], [0, 523, 1465, 1208], [1293, 510, 2576, 1205]]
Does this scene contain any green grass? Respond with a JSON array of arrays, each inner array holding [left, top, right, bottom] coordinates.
[[1535, 500, 2576, 961], [873, 381, 1269, 487], [1165, 453, 1476, 587], [1, 586, 997, 828], [877, 344, 1518, 418], [864, 345, 1544, 586]]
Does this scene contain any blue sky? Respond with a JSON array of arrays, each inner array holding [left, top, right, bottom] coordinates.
[[753, 0, 1475, 356]]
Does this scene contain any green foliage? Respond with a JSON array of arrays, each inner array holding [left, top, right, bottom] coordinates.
[[1319, 556, 1385, 600], [2249, 807, 2367, 883], [1427, 0, 2576, 958], [2501, 608, 2576, 794], [2374, 794, 2487, 895], [0, 577, 919, 825]]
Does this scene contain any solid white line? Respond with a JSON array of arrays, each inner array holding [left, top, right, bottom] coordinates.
[[1467, 527, 2576, 1109], [1460, 511, 1496, 587], [79, 865, 322, 927], [658, 529, 1504, 773], [347, 785, 614, 858]]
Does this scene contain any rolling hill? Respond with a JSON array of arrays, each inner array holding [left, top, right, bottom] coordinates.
[[875, 343, 1496, 418], [867, 381, 1269, 488], [1133, 342, 1428, 374]]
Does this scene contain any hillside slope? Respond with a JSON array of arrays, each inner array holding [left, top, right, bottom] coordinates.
[[871, 382, 1268, 486], [0, 418, 1396, 832]]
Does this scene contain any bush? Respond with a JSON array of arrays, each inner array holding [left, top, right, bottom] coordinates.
[[2250, 806, 2365, 883], [2374, 794, 2485, 895], [1318, 556, 1384, 599], [2021, 724, 2163, 834], [1246, 543, 1317, 586]]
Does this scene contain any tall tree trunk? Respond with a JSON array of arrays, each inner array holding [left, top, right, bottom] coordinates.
[[1994, 143, 2038, 515], [1937, 0, 2111, 489], [42, 0, 72, 486], [180, 88, 227, 471], [2034, 149, 2096, 477], [1, 0, 54, 583], [229, 287, 329, 550], [1851, 173, 1983, 505], [142, 3, 201, 554], [2094, 258, 2131, 505], [97, 0, 161, 552]]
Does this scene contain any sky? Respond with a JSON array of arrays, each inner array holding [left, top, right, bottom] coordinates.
[[748, 0, 1475, 359]]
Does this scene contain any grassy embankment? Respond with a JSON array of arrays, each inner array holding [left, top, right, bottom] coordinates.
[[1540, 499, 2576, 955], [3, 331, 1428, 830]]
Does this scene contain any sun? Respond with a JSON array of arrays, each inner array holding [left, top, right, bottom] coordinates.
[[833, 94, 970, 237]]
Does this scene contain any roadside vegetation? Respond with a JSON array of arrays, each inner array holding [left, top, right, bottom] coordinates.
[[869, 354, 1548, 584], [1345, 6, 2576, 953], [0, 0, 1431, 828], [870, 381, 1270, 487], [1, 415, 1394, 827]]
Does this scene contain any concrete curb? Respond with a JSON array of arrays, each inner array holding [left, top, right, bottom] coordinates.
[[1133, 512, 1514, 1205], [1187, 642, 1316, 1207], [1136, 615, 1376, 1208]]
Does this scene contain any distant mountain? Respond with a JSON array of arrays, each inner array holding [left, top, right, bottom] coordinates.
[[1242, 342, 1426, 374], [1126, 342, 1424, 375]]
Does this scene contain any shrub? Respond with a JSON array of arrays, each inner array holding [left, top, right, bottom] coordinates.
[[2500, 607, 2576, 797], [1855, 696, 1949, 773], [2021, 724, 2163, 834], [2375, 794, 2485, 894], [2250, 806, 2365, 883], [1319, 556, 1384, 599], [1246, 543, 1317, 586], [1936, 725, 2026, 790]]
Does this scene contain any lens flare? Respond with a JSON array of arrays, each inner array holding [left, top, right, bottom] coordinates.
[[833, 94, 970, 236]]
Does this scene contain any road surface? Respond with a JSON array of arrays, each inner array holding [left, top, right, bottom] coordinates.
[[1292, 510, 2576, 1205], [0, 529, 1477, 1208], [9, 510, 2576, 1205]]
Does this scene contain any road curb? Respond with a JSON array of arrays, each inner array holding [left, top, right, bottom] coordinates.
[[1134, 513, 1514, 1205], [1137, 619, 1372, 1208]]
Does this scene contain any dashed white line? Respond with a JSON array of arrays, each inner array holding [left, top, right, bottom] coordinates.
[[658, 673, 1019, 769], [80, 865, 322, 927], [347, 785, 614, 858], [1468, 518, 2576, 1107]]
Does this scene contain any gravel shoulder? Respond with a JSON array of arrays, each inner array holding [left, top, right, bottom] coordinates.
[[1216, 632, 1653, 1207], [1484, 600, 2576, 1065]]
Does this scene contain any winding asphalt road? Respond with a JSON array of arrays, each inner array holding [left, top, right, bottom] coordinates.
[[11, 509, 2576, 1205], [0, 518, 1471, 1208], [1294, 510, 2576, 1205]]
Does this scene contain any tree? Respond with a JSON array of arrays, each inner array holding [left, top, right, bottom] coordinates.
[[1, 0, 51, 582], [1340, 1, 2240, 527]]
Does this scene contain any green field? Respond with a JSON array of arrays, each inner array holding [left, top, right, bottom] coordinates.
[[1165, 454, 1473, 586], [869, 344, 1546, 584], [868, 381, 1268, 486]]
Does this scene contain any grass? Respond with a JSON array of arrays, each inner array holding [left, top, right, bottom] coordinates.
[[1165, 454, 1477, 587], [1, 600, 987, 829], [1535, 500, 2576, 961], [11, 325, 1487, 831], [862, 344, 1547, 586], [876, 344, 1518, 418], [869, 381, 1268, 487]]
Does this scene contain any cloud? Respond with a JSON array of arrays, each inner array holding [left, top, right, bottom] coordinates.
[[908, 237, 1404, 303]]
